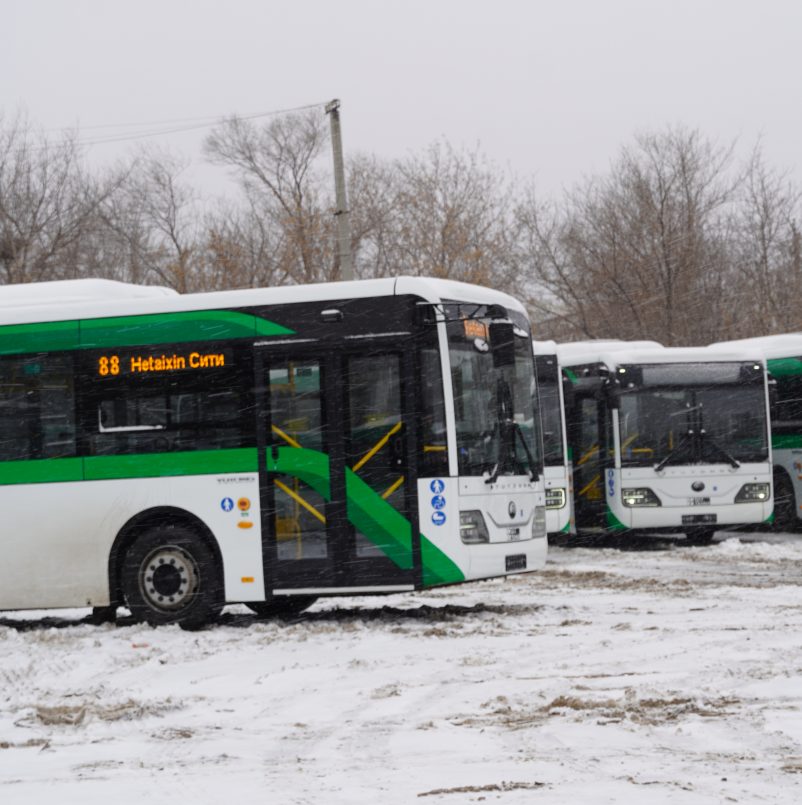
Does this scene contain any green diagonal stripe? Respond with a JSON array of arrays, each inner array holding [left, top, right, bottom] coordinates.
[[345, 469, 413, 570]]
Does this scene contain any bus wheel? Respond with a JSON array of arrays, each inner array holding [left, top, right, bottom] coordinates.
[[773, 472, 797, 533], [122, 526, 223, 630], [246, 597, 317, 619], [685, 527, 717, 546]]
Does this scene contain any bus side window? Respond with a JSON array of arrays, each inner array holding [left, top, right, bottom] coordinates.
[[0, 354, 76, 462], [418, 348, 447, 477]]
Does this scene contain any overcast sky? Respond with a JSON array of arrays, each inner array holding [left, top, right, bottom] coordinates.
[[3, 0, 800, 197]]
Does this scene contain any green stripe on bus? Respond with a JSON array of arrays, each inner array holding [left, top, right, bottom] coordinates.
[[0, 311, 294, 355], [606, 505, 628, 530], [84, 448, 258, 480], [345, 469, 413, 570], [772, 435, 802, 450], [0, 320, 81, 355], [272, 446, 463, 585], [767, 357, 802, 377], [0, 457, 84, 485]]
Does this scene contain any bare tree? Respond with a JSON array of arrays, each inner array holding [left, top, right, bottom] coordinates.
[[726, 147, 802, 337], [203, 110, 337, 285], [0, 110, 123, 285], [387, 141, 518, 287], [518, 126, 740, 345]]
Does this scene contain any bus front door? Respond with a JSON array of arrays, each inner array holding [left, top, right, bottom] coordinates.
[[257, 347, 416, 593]]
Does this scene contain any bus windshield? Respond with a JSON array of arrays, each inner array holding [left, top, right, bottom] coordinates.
[[449, 316, 540, 478], [617, 362, 768, 467]]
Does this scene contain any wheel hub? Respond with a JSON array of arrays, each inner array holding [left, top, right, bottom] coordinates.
[[138, 546, 199, 613]]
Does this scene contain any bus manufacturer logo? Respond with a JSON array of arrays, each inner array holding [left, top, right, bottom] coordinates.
[[432, 495, 446, 510], [221, 498, 234, 512], [432, 511, 447, 526], [430, 479, 445, 494], [508, 501, 516, 518]]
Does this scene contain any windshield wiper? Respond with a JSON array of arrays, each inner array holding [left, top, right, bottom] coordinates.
[[699, 431, 740, 469], [654, 431, 693, 472]]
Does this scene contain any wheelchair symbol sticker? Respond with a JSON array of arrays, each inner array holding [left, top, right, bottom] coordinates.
[[431, 495, 446, 509], [430, 479, 445, 494]]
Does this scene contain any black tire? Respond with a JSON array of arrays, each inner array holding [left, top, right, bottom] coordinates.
[[121, 525, 223, 630], [685, 527, 717, 546], [773, 472, 798, 533], [246, 596, 317, 620]]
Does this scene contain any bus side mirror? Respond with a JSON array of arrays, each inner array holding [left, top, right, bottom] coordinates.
[[607, 379, 621, 409], [768, 375, 778, 416], [489, 322, 516, 368], [561, 374, 576, 412]]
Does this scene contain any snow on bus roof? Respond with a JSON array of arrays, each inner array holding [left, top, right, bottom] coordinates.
[[558, 340, 764, 368], [708, 334, 802, 360], [532, 339, 558, 355], [0, 276, 528, 327]]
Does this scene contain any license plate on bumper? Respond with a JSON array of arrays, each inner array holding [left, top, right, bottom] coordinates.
[[682, 514, 717, 525]]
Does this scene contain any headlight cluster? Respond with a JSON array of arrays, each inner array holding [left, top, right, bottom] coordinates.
[[622, 488, 662, 507], [545, 487, 566, 509], [533, 506, 547, 538], [734, 483, 770, 503], [460, 510, 490, 544]]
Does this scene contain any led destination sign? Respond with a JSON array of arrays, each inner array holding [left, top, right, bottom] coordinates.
[[97, 349, 232, 376]]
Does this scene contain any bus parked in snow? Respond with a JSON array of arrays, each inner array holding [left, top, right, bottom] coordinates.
[[532, 340, 574, 538], [0, 277, 546, 628], [709, 334, 802, 532], [558, 341, 773, 543]]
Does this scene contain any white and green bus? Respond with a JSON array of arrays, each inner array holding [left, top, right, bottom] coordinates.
[[709, 334, 802, 532], [0, 277, 546, 628], [558, 341, 773, 543], [532, 340, 574, 538]]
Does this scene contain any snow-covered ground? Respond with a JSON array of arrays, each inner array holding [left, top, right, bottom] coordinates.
[[3, 534, 802, 803]]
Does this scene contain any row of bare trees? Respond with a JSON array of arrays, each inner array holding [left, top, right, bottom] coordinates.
[[1, 108, 800, 345]]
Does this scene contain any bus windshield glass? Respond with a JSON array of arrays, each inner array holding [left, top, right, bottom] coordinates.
[[535, 355, 564, 466], [617, 362, 768, 467], [448, 310, 540, 477]]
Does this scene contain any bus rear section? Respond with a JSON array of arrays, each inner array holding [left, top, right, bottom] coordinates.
[[559, 342, 773, 542], [533, 341, 574, 538]]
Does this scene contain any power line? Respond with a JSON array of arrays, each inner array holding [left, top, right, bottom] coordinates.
[[6, 101, 327, 152]]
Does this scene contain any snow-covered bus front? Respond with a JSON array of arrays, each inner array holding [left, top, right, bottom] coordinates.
[[559, 342, 773, 543], [0, 277, 546, 628]]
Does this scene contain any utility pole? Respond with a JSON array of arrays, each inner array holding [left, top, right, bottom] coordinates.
[[325, 99, 354, 282]]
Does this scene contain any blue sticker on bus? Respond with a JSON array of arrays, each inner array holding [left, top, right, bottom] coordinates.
[[432, 511, 447, 526], [221, 498, 234, 512], [608, 469, 615, 498], [430, 479, 445, 494], [431, 495, 446, 509]]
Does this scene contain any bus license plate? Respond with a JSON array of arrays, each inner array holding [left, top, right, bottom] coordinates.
[[507, 527, 521, 540], [687, 497, 711, 506]]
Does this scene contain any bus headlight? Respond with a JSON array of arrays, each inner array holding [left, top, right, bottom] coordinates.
[[735, 483, 770, 503], [460, 511, 490, 544], [533, 506, 547, 538], [622, 488, 662, 507], [545, 487, 566, 509]]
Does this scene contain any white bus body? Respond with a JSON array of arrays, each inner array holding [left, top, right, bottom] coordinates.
[[0, 277, 546, 626]]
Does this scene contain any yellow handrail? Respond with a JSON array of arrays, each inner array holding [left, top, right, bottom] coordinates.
[[381, 476, 404, 499], [353, 422, 403, 472], [272, 425, 302, 449], [274, 479, 326, 523], [577, 446, 599, 466], [578, 474, 601, 497]]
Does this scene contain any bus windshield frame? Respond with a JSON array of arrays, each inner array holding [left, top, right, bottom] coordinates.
[[447, 308, 541, 478], [616, 361, 769, 468]]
